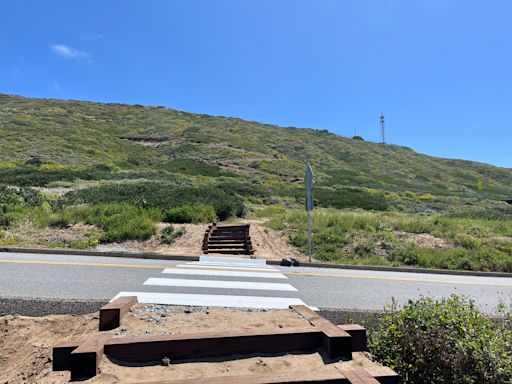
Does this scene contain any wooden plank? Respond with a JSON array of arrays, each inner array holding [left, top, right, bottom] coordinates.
[[290, 306, 352, 360], [99, 295, 138, 331], [52, 338, 85, 371], [335, 365, 380, 384], [70, 331, 114, 380], [338, 325, 367, 352], [104, 327, 323, 363], [139, 365, 347, 383]]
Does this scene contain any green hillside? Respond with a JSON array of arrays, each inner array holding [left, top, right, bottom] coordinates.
[[1, 93, 512, 208], [1, 93, 512, 271]]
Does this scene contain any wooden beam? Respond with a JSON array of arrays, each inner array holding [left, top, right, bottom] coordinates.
[[338, 325, 367, 352], [52, 338, 85, 371], [290, 306, 352, 360], [335, 365, 380, 384], [104, 327, 323, 363], [99, 295, 138, 331], [70, 331, 114, 380]]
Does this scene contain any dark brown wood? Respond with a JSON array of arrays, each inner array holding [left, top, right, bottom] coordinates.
[[52, 338, 85, 371], [99, 295, 138, 331], [70, 331, 114, 380], [290, 305, 352, 360], [204, 223, 253, 255], [338, 325, 367, 352], [104, 327, 323, 363], [335, 366, 380, 384], [140, 365, 348, 383]]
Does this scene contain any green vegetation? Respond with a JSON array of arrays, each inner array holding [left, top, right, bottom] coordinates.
[[266, 209, 512, 272], [163, 203, 216, 224], [2, 93, 512, 271], [52, 203, 158, 243], [58, 182, 245, 221], [160, 224, 186, 244], [369, 295, 512, 384]]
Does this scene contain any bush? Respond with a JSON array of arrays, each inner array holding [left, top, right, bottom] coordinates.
[[369, 295, 512, 384], [54, 203, 157, 242], [313, 187, 389, 211], [163, 203, 216, 224], [59, 182, 245, 221], [160, 225, 186, 244]]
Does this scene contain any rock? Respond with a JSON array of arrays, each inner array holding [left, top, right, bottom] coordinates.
[[162, 357, 171, 366]]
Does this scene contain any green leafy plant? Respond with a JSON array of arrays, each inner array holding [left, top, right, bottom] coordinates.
[[369, 295, 512, 384], [160, 224, 186, 244]]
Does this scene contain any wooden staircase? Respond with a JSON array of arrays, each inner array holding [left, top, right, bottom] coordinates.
[[202, 223, 254, 255]]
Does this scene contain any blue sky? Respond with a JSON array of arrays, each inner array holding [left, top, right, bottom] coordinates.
[[1, 1, 511, 168]]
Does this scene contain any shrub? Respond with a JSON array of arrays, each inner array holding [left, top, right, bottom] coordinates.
[[369, 295, 512, 384], [164, 205, 194, 223], [54, 203, 157, 242], [163, 203, 216, 224], [59, 182, 245, 221], [313, 187, 389, 211], [160, 225, 186, 244]]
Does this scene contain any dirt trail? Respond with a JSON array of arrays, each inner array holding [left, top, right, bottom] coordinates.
[[115, 218, 306, 261]]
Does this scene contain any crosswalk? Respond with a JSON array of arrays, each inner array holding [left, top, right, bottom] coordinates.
[[111, 256, 316, 310]]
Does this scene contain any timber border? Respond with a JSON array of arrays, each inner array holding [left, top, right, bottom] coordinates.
[[52, 300, 398, 383]]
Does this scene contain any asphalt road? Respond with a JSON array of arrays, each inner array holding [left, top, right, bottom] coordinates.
[[1, 251, 512, 313]]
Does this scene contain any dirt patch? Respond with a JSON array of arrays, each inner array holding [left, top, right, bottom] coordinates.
[[237, 218, 307, 261], [0, 306, 320, 384], [394, 230, 454, 250], [107, 223, 205, 255], [109, 219, 306, 261], [3, 222, 100, 247], [493, 236, 512, 243]]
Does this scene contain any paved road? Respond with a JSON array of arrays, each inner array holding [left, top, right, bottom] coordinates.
[[1, 252, 512, 313]]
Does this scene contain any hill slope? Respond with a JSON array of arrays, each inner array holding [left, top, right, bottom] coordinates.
[[1, 93, 511, 211]]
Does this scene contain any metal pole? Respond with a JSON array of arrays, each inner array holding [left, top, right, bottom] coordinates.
[[307, 207, 312, 262]]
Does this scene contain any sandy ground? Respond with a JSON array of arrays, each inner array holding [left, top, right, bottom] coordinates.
[[0, 305, 390, 384], [104, 218, 307, 261]]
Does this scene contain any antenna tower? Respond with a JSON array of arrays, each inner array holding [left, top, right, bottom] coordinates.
[[380, 113, 385, 144]]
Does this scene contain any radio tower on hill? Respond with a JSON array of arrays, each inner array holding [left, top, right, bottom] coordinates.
[[380, 113, 386, 144]]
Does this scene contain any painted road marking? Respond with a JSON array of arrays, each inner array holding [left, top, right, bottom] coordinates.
[[188, 261, 276, 269], [162, 268, 287, 279], [144, 277, 298, 291], [200, 256, 267, 265], [1, 259, 512, 287], [112, 291, 316, 310], [177, 263, 280, 272]]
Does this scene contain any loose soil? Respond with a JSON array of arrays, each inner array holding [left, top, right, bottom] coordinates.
[[110, 219, 307, 261], [394, 230, 454, 250], [0, 305, 390, 384]]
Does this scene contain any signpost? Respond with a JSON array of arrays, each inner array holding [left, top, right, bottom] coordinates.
[[305, 162, 314, 262]]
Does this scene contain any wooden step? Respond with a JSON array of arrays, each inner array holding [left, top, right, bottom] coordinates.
[[206, 245, 247, 250], [204, 249, 252, 255]]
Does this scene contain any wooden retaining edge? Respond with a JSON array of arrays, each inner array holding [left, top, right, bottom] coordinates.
[[70, 331, 114, 380], [290, 305, 352, 360], [53, 338, 87, 371], [99, 296, 138, 331], [104, 327, 323, 363], [338, 324, 367, 352], [54, 327, 323, 370], [336, 367, 379, 384]]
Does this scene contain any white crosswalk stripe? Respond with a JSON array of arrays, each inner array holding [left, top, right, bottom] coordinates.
[[144, 277, 298, 291], [162, 268, 287, 279], [111, 291, 315, 310], [111, 257, 316, 310]]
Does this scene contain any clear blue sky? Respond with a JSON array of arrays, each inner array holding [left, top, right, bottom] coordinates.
[[2, 1, 511, 168]]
